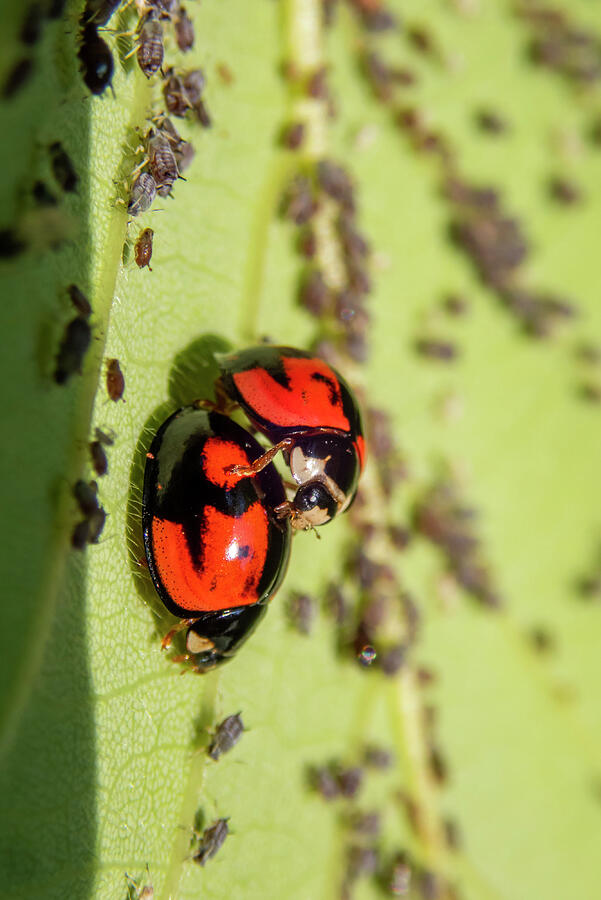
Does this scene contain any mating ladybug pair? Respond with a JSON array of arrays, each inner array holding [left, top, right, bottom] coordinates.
[[142, 345, 365, 670]]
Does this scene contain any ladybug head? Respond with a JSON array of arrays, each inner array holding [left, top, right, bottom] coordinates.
[[281, 432, 361, 529]]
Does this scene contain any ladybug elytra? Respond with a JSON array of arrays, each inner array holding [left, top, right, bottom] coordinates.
[[142, 407, 291, 670], [215, 345, 366, 530]]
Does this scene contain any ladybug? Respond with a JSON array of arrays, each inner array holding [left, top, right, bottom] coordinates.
[[142, 407, 291, 670], [215, 345, 366, 529]]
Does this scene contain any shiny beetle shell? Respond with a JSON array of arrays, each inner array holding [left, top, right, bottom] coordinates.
[[142, 408, 291, 668], [217, 345, 366, 527]]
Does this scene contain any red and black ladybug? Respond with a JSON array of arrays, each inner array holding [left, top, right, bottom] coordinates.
[[215, 345, 366, 530], [142, 407, 291, 670]]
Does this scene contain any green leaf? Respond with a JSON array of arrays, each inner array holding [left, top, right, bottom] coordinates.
[[2, 1, 601, 898]]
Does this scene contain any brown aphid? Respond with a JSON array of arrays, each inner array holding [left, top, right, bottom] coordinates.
[[174, 139, 195, 173], [317, 159, 355, 212], [444, 817, 462, 851], [183, 69, 211, 126], [208, 713, 244, 761], [346, 844, 378, 882], [147, 130, 179, 197], [89, 427, 115, 477], [54, 316, 92, 384], [415, 338, 458, 361], [350, 0, 397, 31], [527, 626, 556, 654], [137, 14, 164, 78], [579, 381, 601, 404], [308, 764, 340, 800], [193, 818, 229, 867], [68, 284, 92, 318], [380, 644, 406, 676], [281, 121, 305, 150], [297, 227, 317, 258], [134, 227, 154, 270], [336, 765, 364, 799], [174, 6, 194, 52], [106, 357, 125, 401], [549, 175, 582, 205], [281, 175, 318, 225], [2, 57, 34, 98], [349, 810, 381, 837], [286, 592, 315, 635], [299, 269, 330, 317], [162, 69, 192, 117], [475, 108, 509, 135], [443, 293, 469, 316], [428, 744, 448, 784], [72, 479, 106, 547], [216, 61, 233, 84], [128, 172, 156, 216]]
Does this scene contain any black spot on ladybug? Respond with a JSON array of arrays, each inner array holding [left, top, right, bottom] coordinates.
[[310, 371, 338, 404], [237, 544, 251, 559]]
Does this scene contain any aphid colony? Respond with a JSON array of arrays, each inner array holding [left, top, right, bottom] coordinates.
[[142, 344, 366, 671]]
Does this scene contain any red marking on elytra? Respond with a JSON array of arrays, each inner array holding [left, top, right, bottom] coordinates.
[[201, 437, 249, 489], [151, 503, 269, 613], [233, 357, 351, 433]]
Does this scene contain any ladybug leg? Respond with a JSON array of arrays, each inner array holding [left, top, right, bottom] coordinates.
[[161, 618, 200, 650], [226, 438, 295, 477]]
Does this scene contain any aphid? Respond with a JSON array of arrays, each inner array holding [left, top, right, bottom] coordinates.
[[174, 6, 194, 52], [20, 4, 44, 46], [32, 180, 58, 206], [309, 765, 340, 800], [317, 159, 355, 212], [428, 744, 448, 784], [208, 713, 244, 761], [216, 62, 233, 84], [299, 269, 330, 317], [549, 176, 582, 205], [106, 357, 125, 401], [346, 844, 378, 881], [349, 811, 381, 837], [89, 427, 115, 477], [443, 293, 469, 316], [134, 227, 154, 270], [54, 316, 92, 384], [285, 592, 315, 635], [363, 744, 393, 769], [147, 130, 179, 197], [174, 139, 195, 172], [192, 818, 229, 867], [72, 479, 106, 547], [576, 342, 601, 364], [475, 108, 509, 134], [415, 339, 458, 361], [444, 817, 462, 850], [128, 172, 156, 216], [388, 524, 410, 549], [49, 141, 78, 193], [297, 227, 316, 258], [2, 58, 34, 99], [0, 228, 25, 258], [137, 15, 164, 79], [527, 626, 556, 654], [162, 69, 192, 117], [282, 122, 305, 150], [182, 69, 211, 126], [336, 765, 363, 798], [78, 23, 114, 95], [68, 284, 92, 318], [281, 175, 318, 225]]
